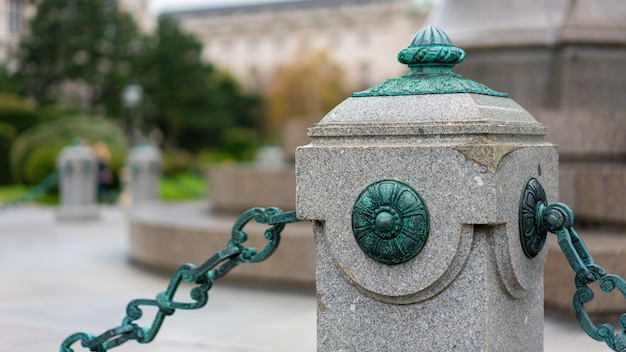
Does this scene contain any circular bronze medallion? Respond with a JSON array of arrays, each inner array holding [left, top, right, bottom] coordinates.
[[519, 177, 548, 258], [352, 180, 429, 265]]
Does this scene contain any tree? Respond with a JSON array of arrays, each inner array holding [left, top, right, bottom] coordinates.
[[17, 1, 262, 154], [0, 66, 25, 95], [18, 0, 142, 115], [265, 49, 350, 140], [137, 17, 262, 152]]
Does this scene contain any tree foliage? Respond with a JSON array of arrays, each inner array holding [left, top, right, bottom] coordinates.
[[10, 115, 128, 184], [14, 0, 261, 154], [265, 49, 350, 140], [19, 0, 141, 113], [0, 93, 37, 184], [137, 17, 262, 152]]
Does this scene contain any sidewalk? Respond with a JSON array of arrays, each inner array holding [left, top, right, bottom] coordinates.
[[0, 205, 612, 351]]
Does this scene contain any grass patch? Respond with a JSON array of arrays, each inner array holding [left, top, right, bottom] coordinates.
[[0, 171, 207, 206], [0, 184, 58, 206], [159, 172, 207, 202], [0, 184, 28, 202]]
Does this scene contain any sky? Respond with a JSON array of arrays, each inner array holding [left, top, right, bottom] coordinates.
[[148, 0, 297, 14]]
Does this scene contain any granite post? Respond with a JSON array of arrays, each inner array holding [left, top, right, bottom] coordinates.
[[296, 26, 558, 351], [57, 141, 99, 220], [127, 143, 161, 206]]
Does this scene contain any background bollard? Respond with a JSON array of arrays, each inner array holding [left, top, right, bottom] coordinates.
[[57, 141, 99, 221], [296, 26, 558, 351], [127, 143, 161, 206]]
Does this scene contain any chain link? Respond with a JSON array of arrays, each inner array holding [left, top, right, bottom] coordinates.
[[538, 202, 626, 352], [60, 207, 302, 352]]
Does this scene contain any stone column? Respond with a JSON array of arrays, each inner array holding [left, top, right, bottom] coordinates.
[[296, 26, 558, 351], [127, 143, 161, 206], [57, 141, 99, 220]]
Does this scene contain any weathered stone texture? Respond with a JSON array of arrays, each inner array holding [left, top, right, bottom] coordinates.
[[296, 92, 558, 351]]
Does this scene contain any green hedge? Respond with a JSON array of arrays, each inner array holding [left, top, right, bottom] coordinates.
[[0, 93, 38, 134], [0, 93, 38, 184], [10, 115, 128, 184], [0, 122, 17, 184]]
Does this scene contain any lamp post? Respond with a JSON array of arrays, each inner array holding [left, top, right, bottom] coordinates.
[[122, 83, 143, 144]]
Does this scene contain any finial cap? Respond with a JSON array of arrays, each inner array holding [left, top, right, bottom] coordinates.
[[398, 26, 465, 66], [353, 26, 506, 97]]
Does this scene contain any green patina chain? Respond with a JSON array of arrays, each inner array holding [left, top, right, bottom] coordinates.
[[60, 207, 302, 352], [537, 201, 626, 351], [521, 178, 626, 351]]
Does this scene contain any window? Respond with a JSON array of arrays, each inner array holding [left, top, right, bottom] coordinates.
[[8, 0, 22, 34]]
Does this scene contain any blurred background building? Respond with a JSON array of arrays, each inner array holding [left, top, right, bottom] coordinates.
[[119, 0, 155, 33], [166, 0, 427, 91], [0, 0, 34, 69]]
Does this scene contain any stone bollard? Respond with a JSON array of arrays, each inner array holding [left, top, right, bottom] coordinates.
[[57, 141, 99, 220], [296, 26, 558, 351], [127, 143, 161, 206]]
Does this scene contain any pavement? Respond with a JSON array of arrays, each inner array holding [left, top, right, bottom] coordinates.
[[0, 204, 614, 351]]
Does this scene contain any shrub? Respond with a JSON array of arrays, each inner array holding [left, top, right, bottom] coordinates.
[[0, 122, 17, 184], [220, 127, 259, 161], [0, 93, 38, 134], [0, 93, 38, 184], [10, 115, 128, 185], [161, 148, 193, 176]]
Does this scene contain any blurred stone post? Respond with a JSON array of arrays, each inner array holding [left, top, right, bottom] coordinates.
[[296, 26, 558, 350], [57, 141, 99, 220], [127, 143, 161, 206]]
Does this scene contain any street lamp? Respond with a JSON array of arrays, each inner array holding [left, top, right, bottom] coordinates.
[[122, 83, 143, 144]]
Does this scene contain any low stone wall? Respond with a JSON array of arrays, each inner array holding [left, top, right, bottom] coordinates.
[[207, 166, 296, 214], [128, 203, 315, 289]]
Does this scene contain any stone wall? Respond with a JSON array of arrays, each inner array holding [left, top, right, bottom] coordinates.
[[128, 203, 315, 288]]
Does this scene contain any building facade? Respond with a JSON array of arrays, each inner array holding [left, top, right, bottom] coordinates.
[[119, 0, 155, 33], [0, 0, 34, 69], [0, 0, 153, 69], [167, 0, 427, 92]]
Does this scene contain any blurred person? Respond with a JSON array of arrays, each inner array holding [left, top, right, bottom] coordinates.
[[93, 141, 113, 203]]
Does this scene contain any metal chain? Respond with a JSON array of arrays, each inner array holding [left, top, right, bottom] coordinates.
[[539, 202, 626, 352], [0, 171, 59, 211], [60, 207, 302, 352]]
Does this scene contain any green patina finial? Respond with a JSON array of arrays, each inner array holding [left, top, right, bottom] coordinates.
[[353, 25, 507, 97], [409, 25, 453, 46]]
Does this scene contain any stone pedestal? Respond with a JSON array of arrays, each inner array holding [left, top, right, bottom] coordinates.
[[296, 26, 558, 350], [127, 144, 161, 206], [57, 142, 99, 221]]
